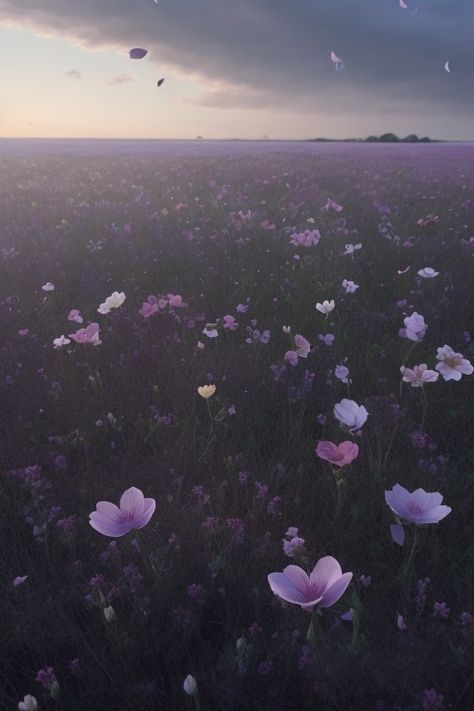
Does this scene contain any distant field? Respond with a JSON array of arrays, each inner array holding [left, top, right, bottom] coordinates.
[[1, 143, 473, 710]]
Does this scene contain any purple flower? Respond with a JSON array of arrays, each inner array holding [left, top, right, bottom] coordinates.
[[268, 556, 352, 611], [89, 487, 156, 537], [385, 484, 451, 525]]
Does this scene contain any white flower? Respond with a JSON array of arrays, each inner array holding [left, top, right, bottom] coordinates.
[[334, 398, 368, 432], [282, 325, 291, 334], [402, 312, 427, 342], [197, 384, 216, 399], [18, 696, 38, 711], [41, 282, 55, 292], [342, 279, 359, 294], [316, 300, 335, 315], [97, 291, 126, 314], [53, 335, 71, 349], [343, 243, 362, 255], [435, 345, 473, 381], [417, 267, 439, 278], [183, 675, 197, 696]]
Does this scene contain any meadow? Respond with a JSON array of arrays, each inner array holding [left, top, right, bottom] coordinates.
[[1, 141, 473, 710]]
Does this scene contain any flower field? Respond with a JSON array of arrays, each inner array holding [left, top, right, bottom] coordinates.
[[1, 140, 474, 710]]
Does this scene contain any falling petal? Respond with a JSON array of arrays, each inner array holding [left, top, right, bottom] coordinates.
[[444, 61, 451, 73], [157, 78, 165, 87], [129, 48, 148, 60], [330, 51, 343, 65], [390, 523, 405, 546], [397, 266, 410, 275], [399, 0, 408, 8]]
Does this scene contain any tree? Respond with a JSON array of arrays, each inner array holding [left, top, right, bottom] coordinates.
[[379, 133, 399, 143]]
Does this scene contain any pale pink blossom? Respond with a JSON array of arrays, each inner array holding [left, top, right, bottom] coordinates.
[[268, 556, 352, 611], [400, 312, 427, 342], [385, 484, 451, 525], [435, 345, 473, 381], [417, 267, 439, 279], [316, 440, 359, 467], [316, 300, 335, 315], [68, 309, 83, 324], [342, 279, 359, 294], [400, 364, 439, 387], [69, 323, 101, 346]]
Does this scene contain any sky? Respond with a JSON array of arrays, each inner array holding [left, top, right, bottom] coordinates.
[[0, 0, 472, 140]]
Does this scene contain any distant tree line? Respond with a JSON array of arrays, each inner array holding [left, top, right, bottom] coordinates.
[[365, 133, 432, 143]]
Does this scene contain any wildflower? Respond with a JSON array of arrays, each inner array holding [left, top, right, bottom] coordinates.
[[433, 602, 451, 618], [316, 300, 335, 315], [97, 291, 126, 314], [53, 335, 71, 349], [342, 279, 359, 293], [316, 441, 359, 467], [223, 314, 239, 330], [335, 364, 350, 383], [68, 309, 83, 323], [139, 301, 159, 318], [89, 487, 156, 538], [41, 282, 55, 292], [167, 293, 188, 308], [397, 613, 407, 630], [417, 267, 439, 278], [400, 312, 427, 342], [282, 528, 306, 558], [385, 484, 451, 526], [400, 364, 439, 387], [435, 345, 473, 381], [268, 556, 352, 611], [197, 384, 216, 399], [343, 243, 362, 255], [69, 323, 101, 346], [104, 605, 117, 623], [334, 399, 368, 432], [18, 695, 38, 711], [13, 575, 28, 586]]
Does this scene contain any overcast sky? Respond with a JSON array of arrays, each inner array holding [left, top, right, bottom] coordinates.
[[0, 0, 472, 139]]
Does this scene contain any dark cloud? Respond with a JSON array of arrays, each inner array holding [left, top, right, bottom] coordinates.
[[65, 69, 81, 79], [106, 73, 134, 86], [1, 0, 473, 135]]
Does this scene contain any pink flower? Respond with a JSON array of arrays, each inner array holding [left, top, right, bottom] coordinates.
[[385, 484, 451, 525], [68, 309, 83, 324], [167, 293, 188, 308], [417, 267, 439, 278], [89, 487, 156, 537], [316, 441, 359, 467], [294, 334, 310, 358], [268, 556, 352, 611], [435, 345, 473, 381], [18, 329, 29, 337], [69, 323, 101, 346], [13, 575, 28, 587], [139, 301, 159, 318], [323, 198, 343, 212], [400, 364, 439, 387]]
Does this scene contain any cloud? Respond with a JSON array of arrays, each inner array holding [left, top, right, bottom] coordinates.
[[65, 69, 81, 79], [106, 73, 134, 86], [1, 0, 473, 130]]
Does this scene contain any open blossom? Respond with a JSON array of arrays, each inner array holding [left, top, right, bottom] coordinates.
[[316, 300, 335, 315], [417, 267, 439, 278], [400, 312, 427, 342], [282, 528, 306, 558], [268, 556, 352, 611], [342, 279, 359, 294], [68, 309, 83, 323], [97, 291, 126, 314], [198, 384, 216, 399], [139, 300, 159, 318], [223, 314, 239, 330], [400, 364, 439, 387], [435, 345, 473, 381], [167, 293, 188, 308], [69, 323, 101, 346], [41, 282, 55, 292], [294, 334, 311, 358], [53, 335, 71, 349], [334, 399, 368, 432], [89, 487, 156, 537], [316, 440, 359, 467], [385, 484, 451, 526], [183, 675, 197, 696]]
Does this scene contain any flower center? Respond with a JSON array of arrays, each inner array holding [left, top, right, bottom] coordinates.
[[406, 501, 424, 516], [444, 356, 461, 368], [118, 509, 134, 523]]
